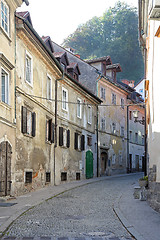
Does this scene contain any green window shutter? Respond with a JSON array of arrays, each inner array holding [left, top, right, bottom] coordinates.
[[48, 119, 52, 141], [51, 123, 54, 143], [81, 135, 85, 151], [59, 127, 63, 146], [21, 106, 27, 134], [67, 129, 70, 148], [74, 132, 78, 150], [32, 112, 36, 137]]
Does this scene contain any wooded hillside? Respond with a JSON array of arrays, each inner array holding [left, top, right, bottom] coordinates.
[[63, 1, 144, 83]]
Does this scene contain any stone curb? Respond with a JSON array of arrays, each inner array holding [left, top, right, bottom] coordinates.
[[113, 194, 145, 240]]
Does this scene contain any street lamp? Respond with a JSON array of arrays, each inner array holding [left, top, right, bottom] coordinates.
[[132, 110, 145, 125]]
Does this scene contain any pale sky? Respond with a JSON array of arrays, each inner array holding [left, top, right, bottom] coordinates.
[[18, 0, 138, 45]]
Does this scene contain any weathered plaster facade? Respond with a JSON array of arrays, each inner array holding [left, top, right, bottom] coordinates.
[[11, 14, 101, 196], [0, 0, 26, 196]]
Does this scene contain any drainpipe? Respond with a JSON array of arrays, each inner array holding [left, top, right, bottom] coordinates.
[[96, 74, 103, 177], [127, 105, 129, 173], [54, 71, 64, 185], [14, 14, 17, 123], [144, 47, 147, 176]]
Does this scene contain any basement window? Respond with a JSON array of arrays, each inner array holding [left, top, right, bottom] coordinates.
[[46, 172, 51, 183], [25, 172, 32, 183], [76, 172, 80, 180], [61, 172, 67, 181]]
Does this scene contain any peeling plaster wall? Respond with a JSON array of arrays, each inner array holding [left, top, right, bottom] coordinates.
[[98, 79, 127, 175]]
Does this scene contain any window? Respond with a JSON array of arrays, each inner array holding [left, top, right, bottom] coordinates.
[[74, 132, 85, 151], [129, 111, 132, 120], [46, 172, 51, 183], [59, 127, 70, 148], [61, 172, 67, 181], [62, 87, 68, 111], [87, 135, 92, 146], [112, 154, 116, 165], [135, 133, 138, 143], [142, 135, 145, 145], [129, 131, 132, 141], [120, 126, 124, 137], [119, 154, 122, 166], [21, 106, 36, 137], [73, 72, 78, 81], [112, 123, 116, 134], [87, 105, 92, 124], [112, 93, 116, 105], [1, 68, 9, 104], [101, 118, 106, 131], [47, 75, 52, 100], [46, 119, 54, 143], [76, 173, 80, 180], [100, 87, 106, 100], [25, 172, 32, 183], [1, 0, 9, 34], [121, 98, 124, 109], [25, 51, 32, 85], [77, 98, 81, 118]]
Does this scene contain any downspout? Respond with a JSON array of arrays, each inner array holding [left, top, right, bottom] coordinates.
[[14, 14, 17, 123], [127, 105, 129, 173], [54, 70, 64, 185], [96, 74, 103, 177]]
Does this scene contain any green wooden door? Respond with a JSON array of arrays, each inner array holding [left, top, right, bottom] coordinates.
[[86, 150, 93, 179]]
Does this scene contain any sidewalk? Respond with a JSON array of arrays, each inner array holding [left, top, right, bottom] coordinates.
[[0, 173, 160, 240], [114, 178, 160, 240]]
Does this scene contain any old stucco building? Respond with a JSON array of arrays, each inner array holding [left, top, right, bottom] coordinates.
[[0, 0, 29, 196], [139, 0, 160, 212]]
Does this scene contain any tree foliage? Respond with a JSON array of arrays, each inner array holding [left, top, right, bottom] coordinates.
[[63, 1, 144, 82]]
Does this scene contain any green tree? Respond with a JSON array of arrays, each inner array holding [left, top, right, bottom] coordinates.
[[63, 1, 144, 82]]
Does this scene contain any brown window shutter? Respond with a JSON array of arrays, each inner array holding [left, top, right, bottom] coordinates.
[[32, 112, 36, 137], [81, 135, 85, 151], [48, 119, 52, 141], [67, 129, 70, 148], [51, 123, 54, 143], [21, 106, 27, 134], [59, 127, 63, 146], [74, 132, 78, 150]]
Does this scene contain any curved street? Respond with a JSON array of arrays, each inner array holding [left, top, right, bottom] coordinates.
[[2, 175, 140, 239]]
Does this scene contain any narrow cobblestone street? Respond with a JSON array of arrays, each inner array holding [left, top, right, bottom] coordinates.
[[1, 175, 139, 240]]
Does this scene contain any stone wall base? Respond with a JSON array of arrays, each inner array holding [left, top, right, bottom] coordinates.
[[148, 165, 160, 213]]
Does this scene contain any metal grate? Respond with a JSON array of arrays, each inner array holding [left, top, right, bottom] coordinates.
[[46, 172, 51, 183], [25, 172, 32, 183]]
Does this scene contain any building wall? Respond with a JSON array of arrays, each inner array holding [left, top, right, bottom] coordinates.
[[12, 21, 99, 195], [98, 78, 127, 175], [128, 106, 145, 172], [0, 0, 24, 196], [146, 19, 160, 212], [134, 80, 145, 99]]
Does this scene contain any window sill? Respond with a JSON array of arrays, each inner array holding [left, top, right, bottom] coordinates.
[[0, 27, 12, 42], [0, 101, 11, 109], [45, 141, 52, 145], [62, 108, 68, 112], [23, 133, 33, 138], [25, 80, 33, 88]]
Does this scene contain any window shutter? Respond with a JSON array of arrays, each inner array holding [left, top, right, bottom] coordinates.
[[74, 132, 78, 150], [51, 123, 54, 143], [67, 129, 70, 148], [21, 106, 27, 134], [81, 135, 85, 151], [59, 127, 63, 146], [48, 119, 52, 141], [32, 112, 36, 137]]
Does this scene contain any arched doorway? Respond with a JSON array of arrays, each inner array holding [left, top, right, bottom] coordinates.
[[86, 150, 93, 179], [101, 152, 108, 175], [0, 141, 12, 196]]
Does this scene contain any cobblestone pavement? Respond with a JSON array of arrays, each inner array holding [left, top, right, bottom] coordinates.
[[2, 175, 137, 240]]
